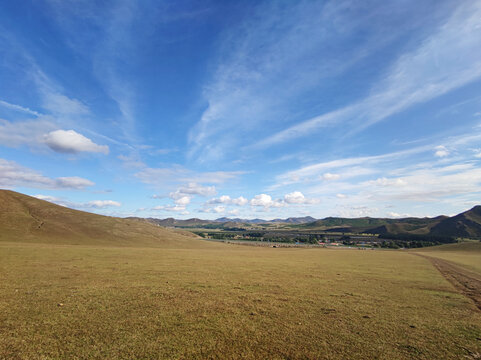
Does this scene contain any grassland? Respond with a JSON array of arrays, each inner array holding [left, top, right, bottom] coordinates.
[[0, 190, 206, 248], [1, 241, 481, 359], [415, 241, 481, 273]]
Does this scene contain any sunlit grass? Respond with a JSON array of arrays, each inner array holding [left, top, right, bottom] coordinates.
[[1, 242, 480, 359]]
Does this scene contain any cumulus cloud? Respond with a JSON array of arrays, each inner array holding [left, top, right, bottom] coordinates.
[[250, 194, 284, 208], [283, 191, 318, 204], [0, 158, 94, 190], [207, 195, 248, 206], [200, 205, 227, 214], [213, 206, 225, 213], [386, 211, 410, 218], [174, 196, 191, 206], [44, 130, 109, 154]]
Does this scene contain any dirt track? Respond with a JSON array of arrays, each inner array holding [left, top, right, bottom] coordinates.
[[418, 254, 481, 311]]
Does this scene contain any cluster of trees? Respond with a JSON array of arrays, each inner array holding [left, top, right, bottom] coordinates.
[[195, 230, 457, 249], [379, 233, 456, 244]]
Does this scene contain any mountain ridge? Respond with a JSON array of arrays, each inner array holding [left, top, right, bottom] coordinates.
[[137, 207, 481, 238]]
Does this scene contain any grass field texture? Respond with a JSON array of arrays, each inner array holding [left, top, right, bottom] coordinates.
[[1, 242, 480, 359]]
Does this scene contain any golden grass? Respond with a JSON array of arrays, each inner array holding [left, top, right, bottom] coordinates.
[[1, 242, 480, 359], [414, 241, 481, 273], [0, 190, 211, 248]]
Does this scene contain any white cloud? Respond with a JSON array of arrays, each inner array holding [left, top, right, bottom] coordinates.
[[434, 145, 449, 157], [0, 158, 94, 190], [86, 200, 121, 208], [0, 99, 42, 117], [250, 194, 284, 209], [55, 177, 95, 189], [33, 195, 120, 210], [33, 194, 68, 206], [0, 118, 56, 148], [386, 211, 410, 218], [272, 146, 427, 189], [284, 191, 318, 205], [32, 69, 90, 117], [207, 195, 248, 206], [213, 206, 225, 213], [41, 92, 89, 117], [174, 196, 191, 206], [228, 209, 240, 216], [177, 182, 216, 196], [44, 130, 109, 154], [336, 193, 347, 199]]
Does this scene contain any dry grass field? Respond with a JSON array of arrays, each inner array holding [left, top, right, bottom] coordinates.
[[1, 241, 480, 359], [415, 241, 481, 273]]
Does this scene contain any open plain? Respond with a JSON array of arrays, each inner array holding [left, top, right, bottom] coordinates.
[[1, 240, 480, 359]]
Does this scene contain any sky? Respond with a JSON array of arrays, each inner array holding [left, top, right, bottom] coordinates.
[[1, 0, 481, 220]]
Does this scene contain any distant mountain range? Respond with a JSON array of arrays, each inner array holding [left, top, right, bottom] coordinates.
[[126, 216, 318, 227], [2, 189, 480, 241], [132, 206, 481, 239]]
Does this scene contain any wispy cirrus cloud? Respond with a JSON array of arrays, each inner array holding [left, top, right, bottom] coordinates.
[[0, 99, 42, 117], [34, 195, 121, 209], [135, 166, 244, 188], [188, 0, 459, 160], [256, 0, 481, 148], [267, 129, 481, 217]]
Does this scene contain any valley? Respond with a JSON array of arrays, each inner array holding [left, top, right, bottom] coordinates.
[[1, 191, 481, 359]]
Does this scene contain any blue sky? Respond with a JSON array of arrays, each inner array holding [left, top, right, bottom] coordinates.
[[1, 0, 481, 220]]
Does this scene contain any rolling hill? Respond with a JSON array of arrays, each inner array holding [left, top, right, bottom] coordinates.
[[0, 190, 210, 248], [430, 206, 481, 238]]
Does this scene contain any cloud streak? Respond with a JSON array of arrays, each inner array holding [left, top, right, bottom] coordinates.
[[0, 158, 94, 190], [0, 99, 42, 117], [256, 1, 481, 148]]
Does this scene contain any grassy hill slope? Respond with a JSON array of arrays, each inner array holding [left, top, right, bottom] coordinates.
[[0, 190, 211, 248], [430, 206, 481, 238]]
